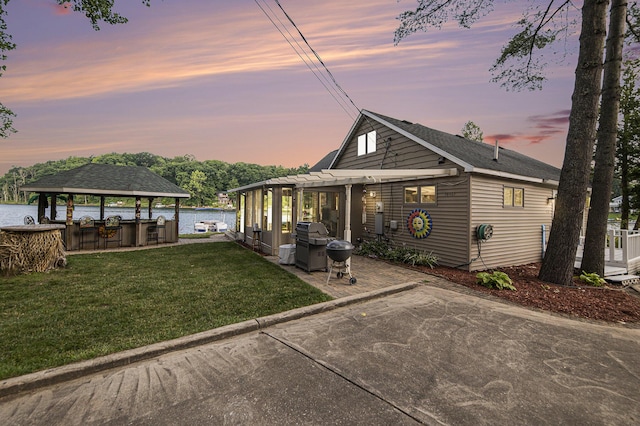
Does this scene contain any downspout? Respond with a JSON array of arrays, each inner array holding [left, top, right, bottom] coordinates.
[[344, 184, 352, 242]]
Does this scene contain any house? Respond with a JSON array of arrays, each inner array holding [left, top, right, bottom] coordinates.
[[230, 110, 561, 271]]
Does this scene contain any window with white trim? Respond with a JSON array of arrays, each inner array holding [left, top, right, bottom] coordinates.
[[357, 130, 376, 156]]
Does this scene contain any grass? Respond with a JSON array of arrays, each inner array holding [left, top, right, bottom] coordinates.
[[0, 242, 332, 380], [179, 232, 216, 239]]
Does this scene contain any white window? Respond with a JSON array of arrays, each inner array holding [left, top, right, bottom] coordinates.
[[357, 130, 376, 156]]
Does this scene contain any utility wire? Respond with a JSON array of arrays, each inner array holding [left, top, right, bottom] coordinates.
[[255, 0, 355, 119], [254, 0, 360, 120], [273, 0, 360, 114]]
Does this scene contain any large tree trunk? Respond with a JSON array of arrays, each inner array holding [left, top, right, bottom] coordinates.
[[581, 0, 627, 276], [538, 0, 609, 285]]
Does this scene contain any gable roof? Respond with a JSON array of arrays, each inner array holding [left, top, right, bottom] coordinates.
[[21, 164, 190, 198], [330, 110, 561, 183], [309, 149, 339, 172]]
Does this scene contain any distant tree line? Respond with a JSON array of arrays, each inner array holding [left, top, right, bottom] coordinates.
[[0, 152, 309, 207]]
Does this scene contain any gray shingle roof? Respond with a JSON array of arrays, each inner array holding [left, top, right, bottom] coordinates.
[[310, 150, 339, 172], [363, 111, 561, 182], [21, 164, 190, 198]]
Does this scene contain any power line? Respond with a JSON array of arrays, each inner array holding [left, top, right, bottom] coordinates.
[[253, 0, 360, 120], [254, 0, 355, 119], [273, 0, 360, 113]]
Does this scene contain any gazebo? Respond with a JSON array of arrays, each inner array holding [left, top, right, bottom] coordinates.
[[20, 164, 191, 250]]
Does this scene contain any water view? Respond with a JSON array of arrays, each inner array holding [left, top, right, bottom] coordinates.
[[0, 204, 236, 235]]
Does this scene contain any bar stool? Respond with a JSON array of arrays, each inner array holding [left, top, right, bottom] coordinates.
[[79, 216, 98, 249], [102, 216, 122, 248]]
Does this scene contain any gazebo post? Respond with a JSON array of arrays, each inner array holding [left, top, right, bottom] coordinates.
[[65, 194, 74, 249], [148, 197, 154, 219], [135, 197, 142, 246], [100, 197, 105, 221], [51, 194, 57, 221], [174, 198, 180, 241], [37, 194, 47, 223]]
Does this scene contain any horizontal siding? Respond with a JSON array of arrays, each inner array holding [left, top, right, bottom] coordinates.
[[359, 176, 470, 267], [334, 121, 457, 170], [469, 175, 555, 271]]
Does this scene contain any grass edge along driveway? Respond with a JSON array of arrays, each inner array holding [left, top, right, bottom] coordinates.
[[0, 242, 332, 380]]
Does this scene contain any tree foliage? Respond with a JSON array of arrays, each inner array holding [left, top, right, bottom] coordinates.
[[460, 120, 484, 142], [616, 61, 640, 229], [394, 0, 579, 91], [0, 0, 151, 138], [0, 152, 309, 207]]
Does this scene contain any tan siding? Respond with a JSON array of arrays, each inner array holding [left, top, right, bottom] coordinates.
[[334, 121, 457, 170], [358, 176, 470, 267], [469, 175, 556, 271]]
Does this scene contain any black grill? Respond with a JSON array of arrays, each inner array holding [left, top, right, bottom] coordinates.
[[295, 222, 331, 272]]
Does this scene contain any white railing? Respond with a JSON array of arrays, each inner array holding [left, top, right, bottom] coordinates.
[[604, 229, 640, 269]]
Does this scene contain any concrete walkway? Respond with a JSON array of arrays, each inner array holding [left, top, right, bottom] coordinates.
[[2, 238, 639, 425]]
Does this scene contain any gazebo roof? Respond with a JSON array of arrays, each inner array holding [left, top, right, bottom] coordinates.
[[21, 164, 190, 198]]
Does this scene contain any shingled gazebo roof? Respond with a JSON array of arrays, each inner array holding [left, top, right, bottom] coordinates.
[[21, 164, 190, 198]]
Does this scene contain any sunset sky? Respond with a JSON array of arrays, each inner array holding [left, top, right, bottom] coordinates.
[[0, 0, 578, 176]]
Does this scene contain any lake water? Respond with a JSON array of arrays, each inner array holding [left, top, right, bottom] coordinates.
[[0, 204, 236, 235]]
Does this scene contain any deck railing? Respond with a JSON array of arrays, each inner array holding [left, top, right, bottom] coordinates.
[[604, 229, 640, 270]]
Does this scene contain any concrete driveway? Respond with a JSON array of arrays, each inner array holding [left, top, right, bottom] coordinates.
[[1, 281, 639, 425]]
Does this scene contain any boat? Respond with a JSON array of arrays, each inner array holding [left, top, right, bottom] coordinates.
[[194, 220, 228, 233]]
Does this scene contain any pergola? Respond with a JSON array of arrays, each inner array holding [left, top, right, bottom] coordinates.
[[21, 164, 190, 249]]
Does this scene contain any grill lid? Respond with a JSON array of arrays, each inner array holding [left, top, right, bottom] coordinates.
[[295, 222, 329, 237]]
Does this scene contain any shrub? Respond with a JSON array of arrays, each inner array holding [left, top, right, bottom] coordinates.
[[476, 271, 516, 291], [579, 271, 606, 287], [354, 240, 438, 268]]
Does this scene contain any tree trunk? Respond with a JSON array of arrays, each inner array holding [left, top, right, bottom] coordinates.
[[538, 0, 609, 285], [581, 0, 627, 276]]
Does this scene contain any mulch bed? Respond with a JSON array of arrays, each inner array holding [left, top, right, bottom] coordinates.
[[409, 262, 640, 325]]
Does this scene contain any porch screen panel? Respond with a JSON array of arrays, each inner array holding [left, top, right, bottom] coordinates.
[[282, 188, 292, 233], [245, 191, 253, 231], [263, 188, 273, 231], [252, 189, 262, 229], [239, 193, 245, 233]]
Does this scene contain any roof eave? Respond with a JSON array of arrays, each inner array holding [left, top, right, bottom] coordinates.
[[21, 186, 190, 198], [471, 168, 559, 186]]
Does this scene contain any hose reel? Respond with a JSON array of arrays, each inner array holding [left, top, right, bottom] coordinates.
[[476, 224, 494, 241]]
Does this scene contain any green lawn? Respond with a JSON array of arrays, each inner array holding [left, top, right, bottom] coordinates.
[[0, 242, 332, 380]]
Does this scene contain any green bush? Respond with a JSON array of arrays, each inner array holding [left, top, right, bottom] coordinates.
[[355, 240, 438, 268], [579, 271, 606, 287], [476, 271, 516, 291]]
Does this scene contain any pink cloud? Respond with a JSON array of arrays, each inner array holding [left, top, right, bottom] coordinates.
[[51, 1, 72, 16], [485, 133, 518, 143], [524, 110, 570, 144]]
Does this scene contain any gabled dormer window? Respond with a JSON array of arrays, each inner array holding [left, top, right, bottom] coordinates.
[[357, 130, 376, 156]]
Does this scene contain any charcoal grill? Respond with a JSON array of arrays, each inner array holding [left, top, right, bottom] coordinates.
[[326, 239, 356, 285], [294, 222, 331, 272]]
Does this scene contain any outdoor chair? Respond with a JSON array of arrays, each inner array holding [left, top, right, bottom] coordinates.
[[147, 215, 166, 244], [79, 215, 98, 250], [102, 215, 122, 248]]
